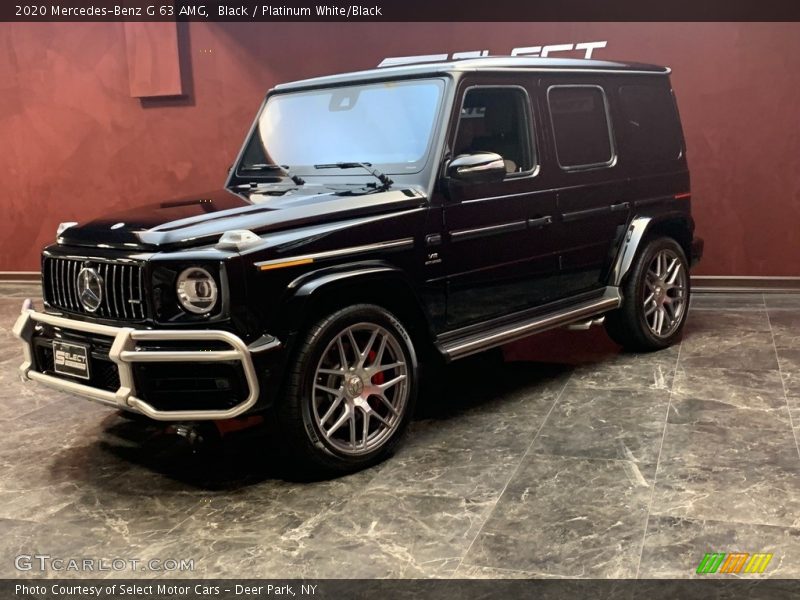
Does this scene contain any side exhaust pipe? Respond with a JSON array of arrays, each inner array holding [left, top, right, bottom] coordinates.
[[566, 316, 606, 331]]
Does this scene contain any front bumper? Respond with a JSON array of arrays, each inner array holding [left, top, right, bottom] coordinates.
[[12, 299, 279, 421]]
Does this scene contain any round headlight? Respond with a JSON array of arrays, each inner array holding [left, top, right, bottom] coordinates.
[[176, 267, 218, 315]]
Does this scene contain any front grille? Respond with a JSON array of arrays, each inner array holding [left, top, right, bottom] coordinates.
[[43, 257, 147, 321]]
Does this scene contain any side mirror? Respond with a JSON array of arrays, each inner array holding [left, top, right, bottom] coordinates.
[[446, 152, 506, 185]]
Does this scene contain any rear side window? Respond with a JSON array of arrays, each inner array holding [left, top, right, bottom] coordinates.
[[548, 86, 614, 170], [618, 85, 683, 163]]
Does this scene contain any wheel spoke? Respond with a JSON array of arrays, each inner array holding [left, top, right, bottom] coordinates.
[[326, 406, 351, 438], [360, 410, 370, 448], [372, 335, 388, 368], [370, 409, 392, 428], [666, 259, 682, 285], [373, 393, 399, 416], [379, 374, 407, 391], [336, 337, 348, 370], [663, 300, 676, 321], [319, 394, 344, 426], [359, 329, 379, 366], [371, 361, 405, 374], [318, 368, 345, 376], [315, 383, 342, 397], [347, 328, 360, 359], [349, 411, 357, 448]]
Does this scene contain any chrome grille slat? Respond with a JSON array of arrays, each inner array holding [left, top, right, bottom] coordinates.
[[69, 260, 78, 310], [43, 257, 147, 321], [127, 266, 134, 320], [47, 260, 56, 305], [111, 264, 120, 317], [66, 260, 75, 310], [102, 263, 111, 317], [136, 267, 144, 319], [120, 265, 129, 319], [58, 259, 67, 309], [70, 260, 80, 310]]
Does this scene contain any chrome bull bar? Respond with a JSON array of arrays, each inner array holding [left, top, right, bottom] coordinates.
[[12, 299, 272, 421]]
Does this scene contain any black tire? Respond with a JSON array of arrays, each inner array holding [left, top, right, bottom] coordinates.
[[276, 304, 418, 476], [605, 236, 690, 351]]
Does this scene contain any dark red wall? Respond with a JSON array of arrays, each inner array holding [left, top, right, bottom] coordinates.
[[2, 22, 799, 275]]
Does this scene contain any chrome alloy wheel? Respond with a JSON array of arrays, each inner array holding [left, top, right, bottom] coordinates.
[[311, 323, 409, 456], [643, 248, 688, 338]]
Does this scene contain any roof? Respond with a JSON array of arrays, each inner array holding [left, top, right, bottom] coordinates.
[[274, 57, 670, 91]]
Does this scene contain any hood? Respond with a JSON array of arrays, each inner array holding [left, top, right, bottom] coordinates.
[[57, 186, 426, 250]]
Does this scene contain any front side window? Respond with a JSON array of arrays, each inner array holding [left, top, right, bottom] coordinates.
[[548, 85, 615, 170], [239, 79, 445, 176], [453, 87, 534, 175]]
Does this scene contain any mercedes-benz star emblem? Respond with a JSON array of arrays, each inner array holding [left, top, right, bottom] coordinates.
[[77, 267, 103, 312]]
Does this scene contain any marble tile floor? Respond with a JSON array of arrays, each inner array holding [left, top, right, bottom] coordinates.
[[1, 284, 799, 579]]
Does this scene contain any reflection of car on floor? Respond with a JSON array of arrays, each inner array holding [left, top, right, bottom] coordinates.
[[13, 56, 703, 475]]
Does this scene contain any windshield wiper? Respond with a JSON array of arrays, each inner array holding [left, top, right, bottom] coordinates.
[[242, 163, 305, 186], [313, 162, 393, 190]]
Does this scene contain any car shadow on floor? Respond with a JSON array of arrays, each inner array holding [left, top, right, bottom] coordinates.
[[53, 349, 579, 491]]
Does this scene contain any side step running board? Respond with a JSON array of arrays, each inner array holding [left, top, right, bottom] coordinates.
[[439, 287, 621, 360]]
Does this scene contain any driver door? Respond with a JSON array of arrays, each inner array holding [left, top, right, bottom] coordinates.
[[441, 80, 562, 328]]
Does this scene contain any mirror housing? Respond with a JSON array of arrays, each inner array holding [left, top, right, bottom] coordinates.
[[446, 152, 506, 185]]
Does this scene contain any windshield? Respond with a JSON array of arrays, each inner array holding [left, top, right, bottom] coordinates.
[[238, 78, 445, 177]]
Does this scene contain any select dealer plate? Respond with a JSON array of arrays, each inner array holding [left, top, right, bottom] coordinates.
[[52, 340, 91, 380]]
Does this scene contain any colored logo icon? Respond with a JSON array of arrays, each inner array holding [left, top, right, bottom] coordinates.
[[696, 552, 773, 574]]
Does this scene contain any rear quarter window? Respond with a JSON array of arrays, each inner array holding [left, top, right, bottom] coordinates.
[[618, 84, 683, 163]]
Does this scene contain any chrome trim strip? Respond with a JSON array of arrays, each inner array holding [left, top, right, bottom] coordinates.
[[450, 220, 527, 242], [441, 287, 621, 360], [12, 301, 276, 421], [461, 190, 535, 204], [254, 238, 414, 269], [527, 215, 553, 228]]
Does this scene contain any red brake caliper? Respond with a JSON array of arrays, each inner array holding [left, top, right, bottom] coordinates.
[[368, 350, 384, 413], [368, 350, 385, 385]]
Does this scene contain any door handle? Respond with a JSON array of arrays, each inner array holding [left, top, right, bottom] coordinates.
[[528, 215, 553, 228], [425, 233, 442, 246], [610, 202, 630, 213]]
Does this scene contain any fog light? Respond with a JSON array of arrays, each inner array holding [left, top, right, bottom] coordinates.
[[176, 267, 218, 314]]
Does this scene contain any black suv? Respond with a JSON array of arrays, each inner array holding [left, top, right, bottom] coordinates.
[[14, 57, 703, 474]]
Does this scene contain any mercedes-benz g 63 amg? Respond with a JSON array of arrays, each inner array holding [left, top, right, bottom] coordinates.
[[14, 57, 703, 474]]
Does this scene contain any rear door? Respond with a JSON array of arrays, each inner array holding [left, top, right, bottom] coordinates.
[[540, 79, 631, 296]]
